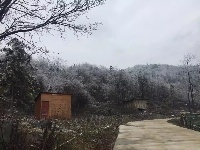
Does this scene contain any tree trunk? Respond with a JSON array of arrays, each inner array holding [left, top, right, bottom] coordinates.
[[10, 85, 14, 115], [188, 71, 192, 113], [191, 85, 196, 113], [188, 91, 191, 113]]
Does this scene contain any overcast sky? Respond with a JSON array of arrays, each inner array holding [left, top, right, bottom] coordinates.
[[40, 0, 200, 69]]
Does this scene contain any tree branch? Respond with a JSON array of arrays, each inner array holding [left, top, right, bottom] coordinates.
[[0, 0, 106, 45]]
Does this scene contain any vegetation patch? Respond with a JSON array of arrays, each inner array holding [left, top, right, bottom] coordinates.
[[0, 114, 143, 150], [168, 114, 200, 132], [0, 112, 174, 150]]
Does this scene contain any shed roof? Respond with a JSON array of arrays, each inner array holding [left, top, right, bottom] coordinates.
[[34, 92, 73, 101]]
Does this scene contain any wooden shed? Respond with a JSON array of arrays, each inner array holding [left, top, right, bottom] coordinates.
[[34, 92, 72, 120], [124, 99, 149, 111]]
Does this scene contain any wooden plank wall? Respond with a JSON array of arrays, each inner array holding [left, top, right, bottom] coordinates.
[[34, 95, 41, 119], [41, 93, 71, 119], [126, 100, 148, 110]]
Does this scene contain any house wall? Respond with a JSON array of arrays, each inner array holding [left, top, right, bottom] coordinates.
[[41, 93, 71, 119]]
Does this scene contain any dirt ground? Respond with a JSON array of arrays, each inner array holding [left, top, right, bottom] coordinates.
[[114, 119, 200, 150]]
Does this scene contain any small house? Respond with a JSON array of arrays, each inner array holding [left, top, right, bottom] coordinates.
[[124, 98, 149, 111], [34, 92, 72, 120]]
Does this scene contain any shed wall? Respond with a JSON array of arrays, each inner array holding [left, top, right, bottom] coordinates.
[[126, 100, 148, 109], [133, 100, 148, 109], [41, 93, 71, 119], [34, 95, 41, 119]]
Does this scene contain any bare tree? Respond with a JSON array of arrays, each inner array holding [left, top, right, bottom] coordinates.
[[182, 54, 199, 113], [0, 0, 105, 48]]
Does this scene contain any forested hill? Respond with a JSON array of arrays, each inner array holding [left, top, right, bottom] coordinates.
[[33, 60, 200, 112], [0, 41, 199, 114], [126, 64, 183, 84]]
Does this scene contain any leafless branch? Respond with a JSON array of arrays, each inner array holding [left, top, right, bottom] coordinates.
[[0, 0, 106, 51]]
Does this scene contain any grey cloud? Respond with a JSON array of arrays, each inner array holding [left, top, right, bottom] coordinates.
[[40, 0, 200, 68]]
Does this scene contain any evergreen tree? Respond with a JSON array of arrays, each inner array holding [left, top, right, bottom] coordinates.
[[0, 38, 42, 113]]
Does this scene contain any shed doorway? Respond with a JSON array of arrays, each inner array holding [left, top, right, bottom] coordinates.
[[41, 101, 49, 119]]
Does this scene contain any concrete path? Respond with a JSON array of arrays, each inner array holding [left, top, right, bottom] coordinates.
[[114, 119, 200, 150]]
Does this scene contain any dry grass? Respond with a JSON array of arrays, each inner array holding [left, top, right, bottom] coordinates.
[[0, 110, 173, 150], [0, 114, 140, 150]]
